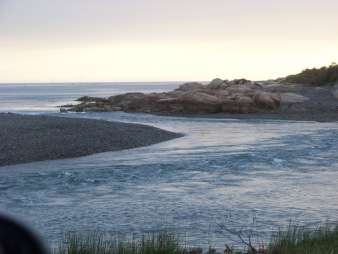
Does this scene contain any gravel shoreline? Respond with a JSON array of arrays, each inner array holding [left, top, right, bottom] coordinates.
[[0, 113, 183, 166]]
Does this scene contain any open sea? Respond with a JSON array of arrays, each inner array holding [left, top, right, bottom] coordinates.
[[1, 82, 338, 251]]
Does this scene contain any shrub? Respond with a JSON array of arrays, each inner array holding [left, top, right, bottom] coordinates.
[[283, 62, 338, 86]]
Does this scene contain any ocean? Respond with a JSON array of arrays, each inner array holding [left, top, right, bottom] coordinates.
[[1, 82, 338, 251]]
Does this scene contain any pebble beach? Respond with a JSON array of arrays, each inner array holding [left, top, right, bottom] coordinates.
[[0, 113, 183, 166]]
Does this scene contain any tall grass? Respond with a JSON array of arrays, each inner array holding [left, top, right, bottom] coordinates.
[[53, 221, 338, 254], [267, 222, 338, 254], [54, 229, 184, 254]]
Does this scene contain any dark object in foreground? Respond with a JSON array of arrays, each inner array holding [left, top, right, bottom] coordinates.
[[0, 113, 183, 166], [0, 213, 47, 254]]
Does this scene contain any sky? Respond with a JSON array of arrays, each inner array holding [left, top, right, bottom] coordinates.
[[0, 0, 338, 83]]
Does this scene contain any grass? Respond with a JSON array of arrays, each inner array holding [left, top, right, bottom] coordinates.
[[54, 229, 184, 254], [52, 222, 338, 254], [267, 222, 338, 254]]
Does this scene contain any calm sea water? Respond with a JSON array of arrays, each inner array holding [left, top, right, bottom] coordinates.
[[0, 83, 338, 251], [0, 82, 181, 114]]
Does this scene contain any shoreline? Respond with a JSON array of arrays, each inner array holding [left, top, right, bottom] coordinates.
[[1, 107, 337, 166], [63, 80, 338, 122], [0, 113, 183, 166], [153, 110, 338, 122]]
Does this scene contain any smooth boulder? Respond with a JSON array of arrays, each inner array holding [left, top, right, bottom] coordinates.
[[253, 92, 281, 110], [177, 91, 222, 113], [221, 96, 258, 113], [175, 82, 204, 91], [206, 78, 228, 90]]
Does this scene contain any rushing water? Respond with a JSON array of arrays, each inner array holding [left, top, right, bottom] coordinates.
[[0, 83, 338, 251]]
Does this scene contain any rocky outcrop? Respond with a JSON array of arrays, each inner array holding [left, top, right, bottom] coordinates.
[[65, 77, 325, 114]]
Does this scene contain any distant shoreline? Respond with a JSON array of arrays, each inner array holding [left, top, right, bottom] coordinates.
[[62, 79, 338, 122], [0, 113, 183, 166], [153, 110, 338, 122]]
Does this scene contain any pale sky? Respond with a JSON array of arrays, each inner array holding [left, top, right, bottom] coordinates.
[[1, 0, 338, 83]]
